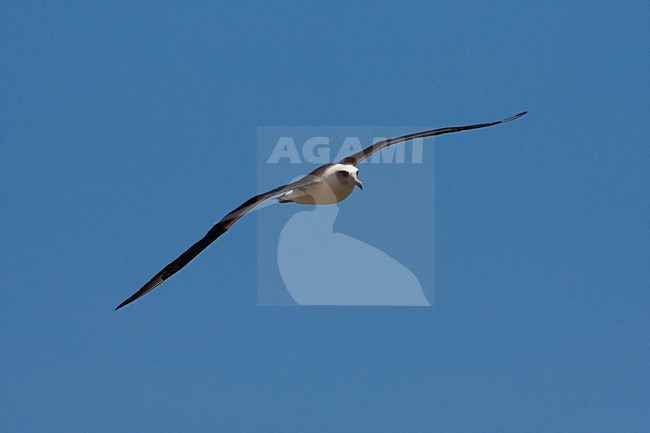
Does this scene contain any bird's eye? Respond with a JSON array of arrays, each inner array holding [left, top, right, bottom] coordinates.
[[338, 171, 349, 177]]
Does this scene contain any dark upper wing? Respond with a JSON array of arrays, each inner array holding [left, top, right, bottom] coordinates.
[[339, 112, 527, 166], [115, 173, 322, 310]]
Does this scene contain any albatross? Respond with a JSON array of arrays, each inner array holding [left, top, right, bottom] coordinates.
[[116, 111, 527, 309]]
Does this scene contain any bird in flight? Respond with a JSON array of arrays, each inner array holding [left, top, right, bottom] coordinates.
[[116, 111, 527, 310]]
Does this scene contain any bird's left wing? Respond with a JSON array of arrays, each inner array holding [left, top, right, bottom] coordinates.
[[115, 173, 322, 310], [339, 112, 527, 166]]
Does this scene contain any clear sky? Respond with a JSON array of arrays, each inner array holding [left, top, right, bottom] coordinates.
[[1, 1, 649, 432]]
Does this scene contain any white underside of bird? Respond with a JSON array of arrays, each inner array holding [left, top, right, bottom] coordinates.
[[278, 163, 362, 205]]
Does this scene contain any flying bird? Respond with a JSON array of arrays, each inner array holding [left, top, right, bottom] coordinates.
[[116, 111, 527, 309]]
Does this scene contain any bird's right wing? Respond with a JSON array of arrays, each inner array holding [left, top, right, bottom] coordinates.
[[115, 172, 324, 310], [339, 112, 527, 166]]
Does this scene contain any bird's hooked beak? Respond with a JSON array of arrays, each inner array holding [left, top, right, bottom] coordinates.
[[351, 171, 363, 190]]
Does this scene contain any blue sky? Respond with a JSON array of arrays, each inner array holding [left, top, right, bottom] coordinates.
[[1, 1, 649, 432]]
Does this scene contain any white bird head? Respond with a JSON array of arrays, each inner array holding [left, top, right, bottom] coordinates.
[[334, 164, 363, 190]]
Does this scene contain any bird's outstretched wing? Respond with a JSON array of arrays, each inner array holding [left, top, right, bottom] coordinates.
[[115, 173, 324, 310], [339, 112, 527, 166]]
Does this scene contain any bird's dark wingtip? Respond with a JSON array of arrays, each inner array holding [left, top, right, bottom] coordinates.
[[115, 298, 133, 311], [115, 276, 165, 311], [503, 111, 528, 123]]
